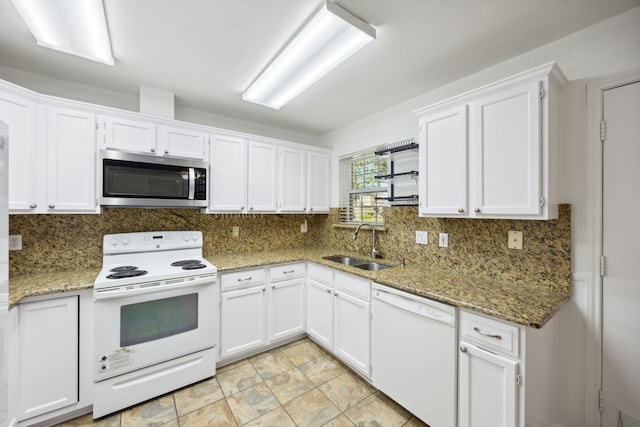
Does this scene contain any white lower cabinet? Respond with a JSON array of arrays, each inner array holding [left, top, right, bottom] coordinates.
[[220, 283, 268, 359], [458, 343, 518, 427], [459, 309, 558, 427], [18, 296, 79, 420], [14, 291, 93, 426], [306, 265, 371, 378], [220, 263, 306, 360]]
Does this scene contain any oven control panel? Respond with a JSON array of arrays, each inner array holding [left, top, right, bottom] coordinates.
[[104, 231, 202, 254]]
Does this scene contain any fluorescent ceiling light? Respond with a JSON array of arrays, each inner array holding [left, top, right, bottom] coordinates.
[[11, 0, 114, 65], [243, 1, 375, 110]]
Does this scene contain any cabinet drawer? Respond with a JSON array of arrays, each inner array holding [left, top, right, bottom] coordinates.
[[269, 262, 306, 282], [460, 310, 519, 358], [334, 272, 370, 302], [221, 268, 266, 290], [307, 263, 333, 285]]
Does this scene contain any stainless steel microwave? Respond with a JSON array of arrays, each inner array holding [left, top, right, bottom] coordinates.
[[99, 150, 208, 208]]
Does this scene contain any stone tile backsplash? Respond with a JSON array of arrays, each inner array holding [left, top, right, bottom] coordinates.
[[9, 205, 570, 292]]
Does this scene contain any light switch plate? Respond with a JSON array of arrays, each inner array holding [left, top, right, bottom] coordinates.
[[415, 231, 428, 245], [9, 234, 22, 251], [438, 233, 448, 248], [508, 231, 523, 249]]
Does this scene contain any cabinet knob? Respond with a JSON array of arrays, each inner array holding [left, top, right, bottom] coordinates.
[[29, 203, 37, 209], [459, 345, 467, 353], [334, 292, 338, 297], [164, 149, 169, 154], [249, 207, 254, 211], [458, 208, 464, 213], [326, 289, 331, 294], [309, 207, 313, 211], [150, 148, 155, 153], [474, 208, 480, 213], [240, 206, 245, 210], [262, 287, 266, 292], [271, 285, 276, 289], [48, 204, 55, 209]]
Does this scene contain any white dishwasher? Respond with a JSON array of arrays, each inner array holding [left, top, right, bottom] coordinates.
[[372, 283, 457, 427]]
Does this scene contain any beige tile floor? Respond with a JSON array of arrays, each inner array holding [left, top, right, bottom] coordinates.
[[56, 338, 429, 427]]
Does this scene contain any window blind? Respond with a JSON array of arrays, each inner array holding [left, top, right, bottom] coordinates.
[[338, 150, 389, 224]]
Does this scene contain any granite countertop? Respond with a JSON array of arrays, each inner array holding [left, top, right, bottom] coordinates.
[[8, 248, 569, 328]]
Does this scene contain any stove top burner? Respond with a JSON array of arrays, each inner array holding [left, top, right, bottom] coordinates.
[[181, 263, 207, 270], [171, 260, 202, 267], [110, 265, 140, 272], [106, 270, 148, 279]]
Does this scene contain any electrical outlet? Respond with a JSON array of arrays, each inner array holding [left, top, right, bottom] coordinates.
[[508, 230, 523, 249], [232, 226, 239, 238], [438, 233, 448, 248], [415, 231, 428, 245], [9, 234, 22, 251]]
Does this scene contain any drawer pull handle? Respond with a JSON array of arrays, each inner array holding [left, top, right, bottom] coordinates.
[[283, 270, 295, 274], [473, 327, 502, 340], [237, 277, 252, 282]]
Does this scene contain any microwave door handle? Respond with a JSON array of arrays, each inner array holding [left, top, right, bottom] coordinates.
[[188, 167, 196, 200]]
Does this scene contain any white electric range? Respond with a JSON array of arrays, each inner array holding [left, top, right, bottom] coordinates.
[[92, 231, 218, 419]]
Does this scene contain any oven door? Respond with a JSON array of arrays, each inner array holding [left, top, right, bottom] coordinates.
[[93, 275, 217, 381]]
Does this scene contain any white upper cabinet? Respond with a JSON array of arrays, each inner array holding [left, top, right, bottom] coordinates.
[[46, 107, 99, 213], [470, 81, 541, 217], [306, 151, 331, 213], [418, 105, 468, 216], [158, 125, 207, 159], [279, 146, 306, 212], [415, 62, 566, 220], [98, 115, 157, 155], [208, 135, 247, 213], [0, 84, 39, 212], [247, 140, 278, 212]]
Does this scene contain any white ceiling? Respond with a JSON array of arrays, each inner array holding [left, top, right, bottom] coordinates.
[[0, 0, 638, 136]]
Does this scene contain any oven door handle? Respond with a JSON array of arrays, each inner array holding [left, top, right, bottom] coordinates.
[[94, 274, 216, 301]]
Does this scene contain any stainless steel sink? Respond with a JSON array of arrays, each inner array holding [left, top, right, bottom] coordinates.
[[323, 256, 391, 271], [352, 262, 391, 271]]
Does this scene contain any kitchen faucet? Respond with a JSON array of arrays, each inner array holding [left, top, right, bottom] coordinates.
[[352, 223, 380, 259]]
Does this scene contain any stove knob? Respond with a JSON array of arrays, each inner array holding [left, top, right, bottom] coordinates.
[[183, 233, 191, 242], [191, 233, 199, 242], [109, 237, 119, 246], [121, 237, 130, 245]]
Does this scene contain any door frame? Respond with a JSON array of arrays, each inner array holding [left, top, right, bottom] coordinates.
[[586, 69, 640, 427]]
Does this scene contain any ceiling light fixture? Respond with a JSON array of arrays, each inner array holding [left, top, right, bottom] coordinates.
[[243, 1, 375, 110], [11, 0, 114, 65]]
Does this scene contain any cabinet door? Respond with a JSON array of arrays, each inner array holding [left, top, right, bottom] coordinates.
[[469, 81, 541, 217], [278, 146, 305, 212], [209, 135, 246, 212], [269, 279, 306, 341], [458, 343, 518, 427], [0, 90, 38, 212], [307, 151, 330, 213], [334, 291, 371, 377], [220, 286, 267, 359], [18, 296, 79, 420], [46, 107, 98, 213], [306, 278, 333, 350], [159, 125, 206, 159], [418, 105, 468, 216], [247, 140, 278, 212], [99, 115, 157, 155]]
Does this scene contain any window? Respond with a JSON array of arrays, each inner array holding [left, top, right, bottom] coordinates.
[[339, 151, 389, 224]]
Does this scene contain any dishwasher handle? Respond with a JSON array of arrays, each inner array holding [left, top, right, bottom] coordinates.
[[373, 289, 456, 327]]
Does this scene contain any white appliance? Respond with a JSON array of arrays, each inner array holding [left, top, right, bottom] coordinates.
[[372, 283, 457, 427], [0, 121, 9, 426], [93, 231, 218, 418]]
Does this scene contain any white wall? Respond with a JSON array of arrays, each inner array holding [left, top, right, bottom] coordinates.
[[318, 7, 640, 427], [0, 66, 319, 146]]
